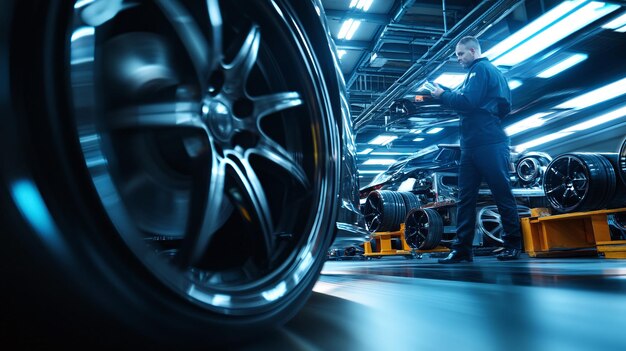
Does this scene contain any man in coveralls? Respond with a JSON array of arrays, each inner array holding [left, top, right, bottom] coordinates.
[[431, 36, 521, 263]]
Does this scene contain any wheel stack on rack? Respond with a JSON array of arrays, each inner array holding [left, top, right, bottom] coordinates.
[[618, 139, 626, 184], [543, 152, 626, 213], [363, 190, 421, 232]]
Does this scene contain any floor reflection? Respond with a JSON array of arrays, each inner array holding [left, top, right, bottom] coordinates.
[[237, 255, 626, 351]]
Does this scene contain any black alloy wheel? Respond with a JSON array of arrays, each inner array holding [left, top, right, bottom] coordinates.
[[404, 208, 443, 250], [2, 0, 343, 345], [543, 153, 620, 213]]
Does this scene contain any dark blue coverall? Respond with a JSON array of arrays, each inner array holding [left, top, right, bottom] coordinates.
[[440, 57, 521, 253]]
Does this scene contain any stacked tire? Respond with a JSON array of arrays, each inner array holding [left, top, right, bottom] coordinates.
[[363, 190, 421, 232], [618, 139, 626, 184], [543, 153, 626, 213]]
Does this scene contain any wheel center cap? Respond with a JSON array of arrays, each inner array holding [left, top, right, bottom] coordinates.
[[204, 101, 233, 141]]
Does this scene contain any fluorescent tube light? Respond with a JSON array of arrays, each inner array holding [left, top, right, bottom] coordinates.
[[537, 53, 588, 78], [616, 24, 626, 32], [368, 135, 397, 145], [514, 105, 626, 152], [508, 79, 523, 90], [370, 151, 414, 156], [409, 129, 423, 134], [433, 73, 466, 89], [337, 19, 354, 40], [505, 112, 551, 136], [413, 137, 425, 142], [555, 76, 626, 109], [358, 170, 387, 174], [562, 105, 626, 132], [493, 1, 619, 67], [602, 11, 626, 29], [362, 159, 397, 165], [350, 0, 374, 11], [345, 20, 361, 40], [514, 132, 574, 152], [358, 148, 373, 155], [426, 127, 444, 134], [484, 0, 586, 61]]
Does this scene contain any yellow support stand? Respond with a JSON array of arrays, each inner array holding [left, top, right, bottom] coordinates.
[[521, 207, 626, 258], [364, 223, 413, 258], [363, 223, 450, 258]]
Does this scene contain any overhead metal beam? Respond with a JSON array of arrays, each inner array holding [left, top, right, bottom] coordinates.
[[353, 0, 526, 131], [324, 9, 390, 25], [386, 23, 445, 36], [346, 0, 418, 90], [335, 40, 370, 50]]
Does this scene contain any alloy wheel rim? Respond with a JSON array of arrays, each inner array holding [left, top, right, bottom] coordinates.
[[69, 0, 334, 314]]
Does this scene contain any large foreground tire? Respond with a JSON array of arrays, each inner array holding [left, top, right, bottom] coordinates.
[[1, 0, 343, 346]]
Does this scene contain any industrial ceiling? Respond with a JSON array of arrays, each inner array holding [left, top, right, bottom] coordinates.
[[321, 0, 626, 185]]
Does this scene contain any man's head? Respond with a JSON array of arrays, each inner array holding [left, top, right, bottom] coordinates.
[[455, 36, 482, 68]]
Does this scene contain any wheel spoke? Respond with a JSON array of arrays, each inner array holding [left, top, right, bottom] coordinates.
[[490, 224, 503, 234], [550, 167, 564, 178], [546, 183, 566, 195], [562, 188, 571, 201], [567, 157, 572, 176], [156, 0, 210, 88], [177, 145, 227, 267], [227, 155, 275, 256], [484, 209, 500, 218], [223, 25, 261, 96], [252, 92, 303, 120], [205, 0, 223, 72], [249, 137, 309, 189], [106, 102, 206, 131], [416, 230, 426, 239]]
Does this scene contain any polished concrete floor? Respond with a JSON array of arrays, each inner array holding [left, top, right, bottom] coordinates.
[[239, 253, 626, 351]]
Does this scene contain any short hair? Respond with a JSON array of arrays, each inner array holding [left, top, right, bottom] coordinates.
[[457, 36, 481, 52]]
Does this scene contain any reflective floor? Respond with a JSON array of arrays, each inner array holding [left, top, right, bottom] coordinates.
[[238, 254, 626, 351]]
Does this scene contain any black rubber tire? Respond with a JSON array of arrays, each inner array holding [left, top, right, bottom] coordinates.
[[404, 208, 443, 250], [364, 190, 407, 232], [399, 191, 422, 212], [543, 153, 617, 213], [620, 138, 626, 186], [1, 0, 344, 346]]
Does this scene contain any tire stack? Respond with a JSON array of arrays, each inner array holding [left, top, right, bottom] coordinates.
[[543, 152, 626, 213], [363, 190, 421, 232], [618, 139, 626, 184]]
